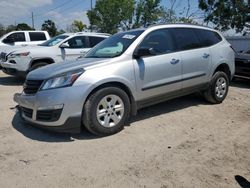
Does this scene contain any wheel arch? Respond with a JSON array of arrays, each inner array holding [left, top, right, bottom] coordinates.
[[29, 57, 55, 69], [84, 81, 138, 116], [212, 63, 231, 81]]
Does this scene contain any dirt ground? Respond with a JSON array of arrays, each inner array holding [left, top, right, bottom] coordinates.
[[0, 71, 249, 188]]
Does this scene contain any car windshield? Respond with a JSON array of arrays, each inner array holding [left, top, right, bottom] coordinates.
[[85, 30, 144, 58], [39, 35, 69, 46]]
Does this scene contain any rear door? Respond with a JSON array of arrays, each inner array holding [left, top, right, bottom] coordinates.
[[170, 28, 211, 89], [133, 28, 182, 101]]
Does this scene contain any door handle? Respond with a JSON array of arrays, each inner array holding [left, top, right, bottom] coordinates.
[[170, 59, 180, 64], [80, 51, 87, 54], [203, 53, 210, 58]]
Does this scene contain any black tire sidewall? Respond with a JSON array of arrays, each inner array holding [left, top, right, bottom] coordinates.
[[210, 72, 229, 103], [85, 87, 130, 136]]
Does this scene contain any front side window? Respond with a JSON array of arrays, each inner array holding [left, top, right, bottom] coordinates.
[[138, 29, 176, 55], [29, 32, 46, 41], [63, 36, 87, 48], [39, 35, 69, 46], [171, 28, 201, 51], [85, 30, 144, 58], [6, 32, 25, 42]]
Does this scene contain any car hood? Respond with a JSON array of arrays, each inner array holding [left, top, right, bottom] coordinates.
[[27, 58, 111, 80]]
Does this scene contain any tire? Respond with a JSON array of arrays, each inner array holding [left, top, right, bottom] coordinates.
[[83, 87, 130, 136], [203, 71, 229, 104], [29, 62, 48, 72]]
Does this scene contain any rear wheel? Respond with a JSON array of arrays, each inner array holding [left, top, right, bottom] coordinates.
[[204, 71, 229, 104], [83, 87, 130, 136]]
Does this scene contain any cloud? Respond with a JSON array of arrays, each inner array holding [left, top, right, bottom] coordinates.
[[0, 0, 53, 26]]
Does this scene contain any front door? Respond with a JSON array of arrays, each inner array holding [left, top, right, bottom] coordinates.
[[133, 29, 182, 101], [60, 36, 90, 61]]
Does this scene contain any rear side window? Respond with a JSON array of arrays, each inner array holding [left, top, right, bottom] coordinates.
[[194, 29, 222, 47], [7, 32, 25, 42], [139, 29, 177, 55], [170, 28, 201, 51], [29, 32, 46, 41], [89, 37, 106, 47]]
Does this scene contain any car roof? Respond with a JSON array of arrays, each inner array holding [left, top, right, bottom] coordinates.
[[146, 23, 216, 31], [62, 32, 111, 37]]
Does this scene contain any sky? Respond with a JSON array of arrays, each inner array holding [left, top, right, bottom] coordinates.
[[0, 0, 200, 30]]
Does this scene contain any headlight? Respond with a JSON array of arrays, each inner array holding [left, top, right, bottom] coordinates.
[[9, 52, 30, 58], [41, 70, 84, 90]]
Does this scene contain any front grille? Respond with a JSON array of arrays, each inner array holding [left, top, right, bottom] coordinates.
[[0, 52, 7, 62], [21, 107, 33, 118], [37, 109, 63, 122], [23, 80, 43, 94]]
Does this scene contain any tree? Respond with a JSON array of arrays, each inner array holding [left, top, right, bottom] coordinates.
[[71, 20, 86, 32], [198, 0, 250, 32], [5, 25, 16, 33], [87, 0, 134, 34], [41, 20, 57, 37], [16, 23, 33, 30]]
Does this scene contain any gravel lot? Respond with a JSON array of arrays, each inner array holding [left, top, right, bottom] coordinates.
[[0, 71, 249, 188]]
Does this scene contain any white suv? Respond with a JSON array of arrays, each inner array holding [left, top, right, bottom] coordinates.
[[1, 32, 110, 77]]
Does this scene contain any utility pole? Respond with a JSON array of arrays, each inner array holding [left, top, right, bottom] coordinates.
[[90, 0, 93, 32], [32, 12, 34, 29]]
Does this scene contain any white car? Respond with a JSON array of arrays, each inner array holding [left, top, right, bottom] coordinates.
[[0, 31, 50, 52], [1, 32, 110, 77]]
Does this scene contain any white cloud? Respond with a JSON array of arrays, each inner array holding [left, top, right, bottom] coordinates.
[[0, 0, 53, 26]]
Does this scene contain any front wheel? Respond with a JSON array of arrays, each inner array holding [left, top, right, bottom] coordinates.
[[83, 87, 130, 136], [203, 71, 229, 104]]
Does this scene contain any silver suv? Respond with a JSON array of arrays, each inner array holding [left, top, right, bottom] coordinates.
[[14, 24, 235, 136]]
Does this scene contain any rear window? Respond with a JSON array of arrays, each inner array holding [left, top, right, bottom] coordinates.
[[170, 28, 201, 51], [89, 36, 106, 47], [194, 29, 222, 47], [29, 32, 46, 41]]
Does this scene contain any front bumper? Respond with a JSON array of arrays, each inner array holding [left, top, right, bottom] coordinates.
[[13, 85, 88, 133]]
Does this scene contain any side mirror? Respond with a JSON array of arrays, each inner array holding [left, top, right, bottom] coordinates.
[[60, 43, 70, 48], [133, 47, 155, 59], [3, 37, 14, 44]]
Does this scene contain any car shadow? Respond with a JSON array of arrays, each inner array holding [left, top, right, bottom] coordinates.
[[131, 94, 208, 123], [0, 75, 24, 86], [12, 94, 208, 142], [235, 175, 250, 188], [231, 78, 250, 89], [12, 113, 99, 142]]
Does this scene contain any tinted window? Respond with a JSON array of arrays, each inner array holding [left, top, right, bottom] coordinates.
[[89, 37, 106, 47], [85, 30, 144, 58], [139, 29, 176, 54], [7, 32, 25, 42], [64, 36, 87, 48], [194, 29, 222, 47], [29, 32, 46, 41], [170, 28, 201, 51]]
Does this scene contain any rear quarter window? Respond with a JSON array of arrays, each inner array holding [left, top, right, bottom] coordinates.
[[29, 32, 47, 41], [194, 29, 222, 47]]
